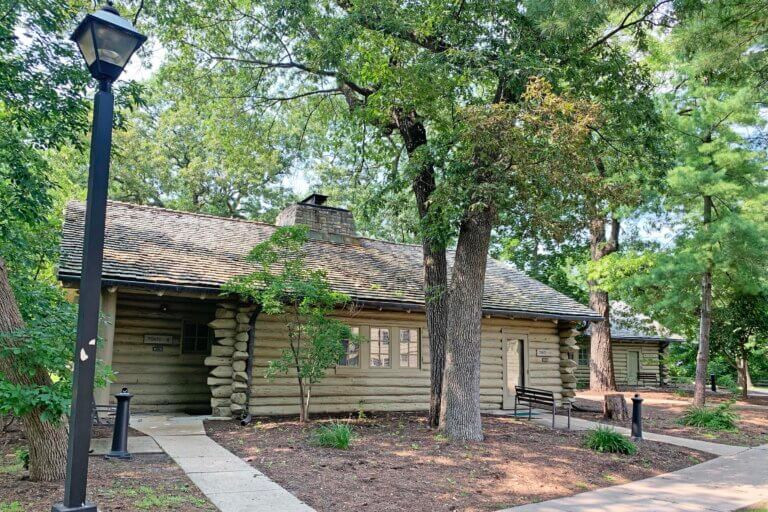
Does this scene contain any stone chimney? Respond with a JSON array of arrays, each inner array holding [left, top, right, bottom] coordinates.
[[276, 194, 358, 244]]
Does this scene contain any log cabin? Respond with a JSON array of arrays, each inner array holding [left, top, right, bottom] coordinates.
[[575, 302, 684, 388], [58, 194, 601, 418]]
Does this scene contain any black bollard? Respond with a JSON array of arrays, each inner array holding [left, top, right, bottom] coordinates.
[[631, 393, 643, 441], [710, 373, 717, 393], [106, 388, 133, 460]]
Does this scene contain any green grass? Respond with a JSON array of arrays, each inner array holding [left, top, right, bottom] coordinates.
[[311, 423, 354, 449], [678, 402, 738, 431], [0, 502, 23, 512], [104, 484, 210, 510], [583, 426, 638, 455]]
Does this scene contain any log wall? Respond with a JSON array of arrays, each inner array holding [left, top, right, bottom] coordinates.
[[575, 338, 665, 387], [109, 292, 216, 413], [206, 307, 573, 417]]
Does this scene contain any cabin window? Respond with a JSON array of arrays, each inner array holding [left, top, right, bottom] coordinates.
[[181, 320, 213, 355], [399, 328, 420, 368], [578, 346, 589, 366], [338, 327, 360, 367], [370, 327, 391, 368]]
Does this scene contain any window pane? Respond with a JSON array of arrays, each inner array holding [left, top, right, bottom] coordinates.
[[182, 320, 212, 355], [370, 327, 390, 368], [338, 327, 360, 367], [399, 328, 419, 368], [578, 346, 589, 366]]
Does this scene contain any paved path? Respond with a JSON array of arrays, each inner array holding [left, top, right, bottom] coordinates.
[[131, 415, 314, 512], [499, 443, 768, 511], [89, 435, 162, 455], [490, 409, 747, 456]]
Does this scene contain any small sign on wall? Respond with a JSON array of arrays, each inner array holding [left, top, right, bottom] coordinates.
[[535, 348, 558, 358], [144, 334, 176, 345]]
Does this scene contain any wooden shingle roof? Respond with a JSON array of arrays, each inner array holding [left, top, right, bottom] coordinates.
[[59, 201, 600, 321], [584, 302, 684, 343]]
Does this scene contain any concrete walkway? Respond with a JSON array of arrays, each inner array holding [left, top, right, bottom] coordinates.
[[499, 443, 768, 511], [131, 415, 314, 512], [89, 435, 162, 455], [489, 409, 747, 456], [537, 412, 746, 456]]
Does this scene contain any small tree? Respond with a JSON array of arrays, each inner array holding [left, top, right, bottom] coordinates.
[[225, 226, 354, 422]]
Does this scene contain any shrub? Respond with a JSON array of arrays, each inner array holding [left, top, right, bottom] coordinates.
[[678, 402, 738, 431], [584, 426, 637, 455], [312, 423, 354, 449], [15, 448, 28, 470]]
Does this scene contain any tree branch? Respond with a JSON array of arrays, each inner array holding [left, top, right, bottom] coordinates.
[[586, 0, 672, 53]]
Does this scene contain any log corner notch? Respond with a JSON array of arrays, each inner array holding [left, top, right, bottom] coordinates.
[[558, 321, 580, 404], [204, 302, 260, 418]]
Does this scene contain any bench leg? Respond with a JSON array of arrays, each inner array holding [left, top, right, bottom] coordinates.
[[552, 405, 555, 428], [529, 402, 532, 420], [514, 395, 517, 417]]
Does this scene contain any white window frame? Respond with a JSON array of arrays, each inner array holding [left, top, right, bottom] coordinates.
[[338, 326, 360, 368], [369, 326, 391, 368], [398, 328, 420, 369]]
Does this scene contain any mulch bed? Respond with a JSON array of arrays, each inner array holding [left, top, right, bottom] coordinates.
[[0, 428, 215, 512], [572, 395, 768, 447], [205, 413, 712, 512]]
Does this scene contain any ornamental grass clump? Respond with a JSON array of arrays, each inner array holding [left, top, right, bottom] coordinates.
[[584, 426, 637, 455], [312, 423, 354, 449], [678, 402, 738, 431]]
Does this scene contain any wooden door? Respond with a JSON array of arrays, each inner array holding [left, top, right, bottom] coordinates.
[[627, 351, 640, 385], [503, 337, 526, 409]]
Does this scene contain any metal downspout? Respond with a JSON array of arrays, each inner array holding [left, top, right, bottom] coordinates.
[[240, 304, 262, 426]]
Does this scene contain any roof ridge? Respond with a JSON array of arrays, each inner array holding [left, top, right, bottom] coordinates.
[[69, 199, 277, 229]]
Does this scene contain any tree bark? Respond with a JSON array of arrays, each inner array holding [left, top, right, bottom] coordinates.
[[442, 205, 496, 442], [738, 337, 751, 401], [395, 110, 448, 429], [694, 195, 713, 407], [588, 217, 618, 392], [0, 258, 68, 481], [603, 394, 629, 421]]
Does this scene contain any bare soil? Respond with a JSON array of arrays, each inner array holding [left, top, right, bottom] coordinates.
[[573, 394, 768, 447], [0, 428, 215, 512], [205, 413, 712, 512]]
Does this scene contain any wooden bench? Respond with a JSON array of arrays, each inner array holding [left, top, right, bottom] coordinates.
[[637, 372, 658, 387], [92, 399, 116, 426], [514, 386, 571, 429]]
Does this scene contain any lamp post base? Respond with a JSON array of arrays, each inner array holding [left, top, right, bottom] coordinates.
[[52, 503, 97, 512], [104, 451, 132, 460]]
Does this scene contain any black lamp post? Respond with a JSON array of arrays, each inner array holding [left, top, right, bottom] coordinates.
[[52, 4, 145, 512]]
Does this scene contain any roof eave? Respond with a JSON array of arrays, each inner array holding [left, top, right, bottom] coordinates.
[[58, 274, 599, 322]]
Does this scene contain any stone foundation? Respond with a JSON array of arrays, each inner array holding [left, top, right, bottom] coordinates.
[[204, 302, 257, 417]]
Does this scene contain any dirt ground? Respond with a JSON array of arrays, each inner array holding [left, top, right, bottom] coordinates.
[[573, 393, 768, 447], [0, 428, 215, 512], [205, 413, 712, 512]]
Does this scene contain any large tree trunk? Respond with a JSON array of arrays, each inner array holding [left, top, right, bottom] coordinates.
[[738, 357, 751, 401], [395, 110, 449, 429], [442, 205, 495, 442], [694, 195, 713, 407], [0, 258, 68, 481], [588, 217, 618, 392]]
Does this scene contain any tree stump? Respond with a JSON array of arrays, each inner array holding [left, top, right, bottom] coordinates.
[[603, 393, 629, 421]]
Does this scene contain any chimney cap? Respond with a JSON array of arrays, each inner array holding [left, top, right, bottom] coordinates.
[[300, 193, 328, 206]]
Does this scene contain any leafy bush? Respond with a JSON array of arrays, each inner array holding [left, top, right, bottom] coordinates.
[[584, 426, 637, 455], [312, 423, 354, 449], [678, 402, 738, 430], [15, 448, 29, 470]]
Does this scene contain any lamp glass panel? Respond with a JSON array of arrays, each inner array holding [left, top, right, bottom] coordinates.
[[75, 27, 97, 66], [93, 22, 139, 68]]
